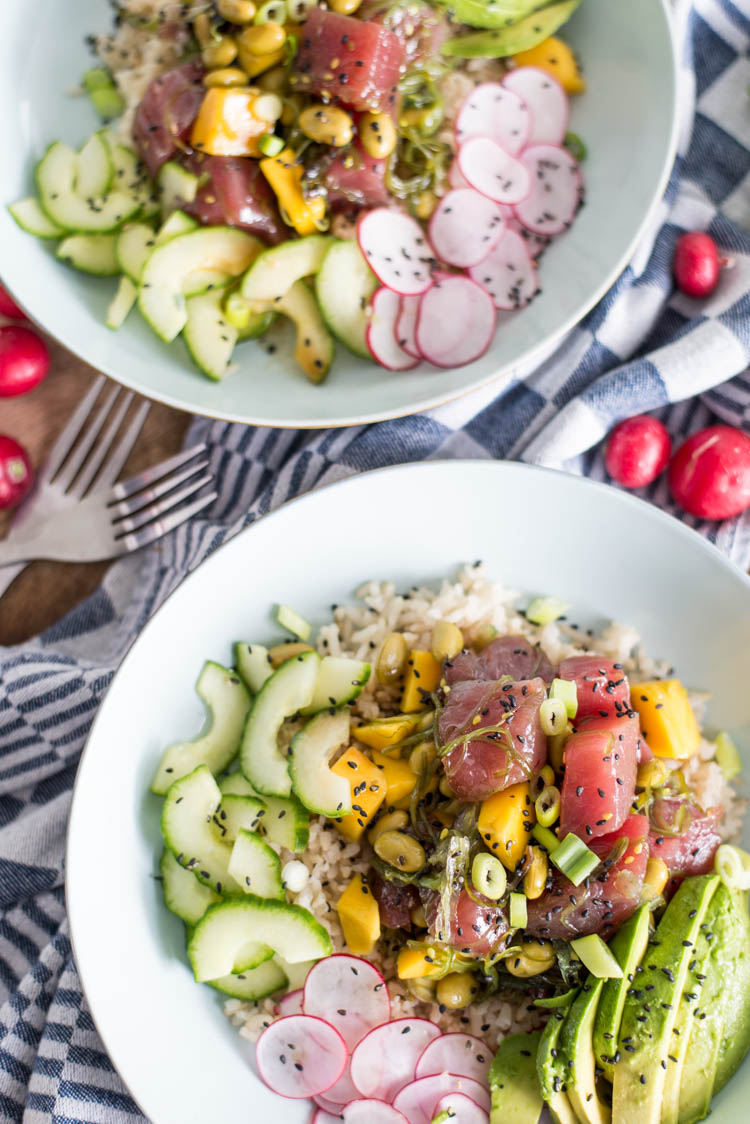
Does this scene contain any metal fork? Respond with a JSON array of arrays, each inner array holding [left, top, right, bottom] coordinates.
[[0, 376, 217, 593]]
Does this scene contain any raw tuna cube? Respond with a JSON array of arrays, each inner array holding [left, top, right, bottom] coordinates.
[[649, 798, 723, 897], [443, 635, 555, 687], [424, 888, 508, 956], [183, 154, 284, 243], [133, 60, 205, 177], [559, 714, 640, 841], [558, 655, 631, 720], [325, 145, 389, 209]]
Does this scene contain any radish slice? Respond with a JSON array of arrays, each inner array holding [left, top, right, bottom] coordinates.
[[357, 209, 434, 296], [303, 954, 391, 1049], [313, 1110, 344, 1124], [395, 295, 421, 360], [448, 161, 471, 190], [255, 1015, 347, 1099], [323, 1061, 361, 1105], [392, 1074, 491, 1124], [367, 288, 420, 371], [279, 989, 304, 1017], [469, 227, 539, 311], [350, 1018, 442, 1103], [503, 67, 568, 145], [342, 1101, 410, 1123], [433, 1093, 489, 1124], [513, 144, 583, 236], [415, 275, 496, 369], [457, 137, 532, 206], [415, 1034, 492, 1085], [428, 189, 506, 269], [316, 1094, 346, 1114], [455, 83, 531, 156], [508, 217, 552, 262]]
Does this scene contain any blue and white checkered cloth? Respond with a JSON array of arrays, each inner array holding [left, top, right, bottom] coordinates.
[[2, 1, 750, 1119]]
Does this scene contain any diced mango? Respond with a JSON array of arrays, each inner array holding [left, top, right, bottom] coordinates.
[[371, 750, 419, 805], [190, 87, 271, 157], [397, 945, 443, 980], [511, 36, 586, 94], [401, 650, 442, 713], [337, 873, 381, 955], [239, 46, 286, 79], [630, 679, 701, 759], [393, 773, 438, 811], [260, 147, 326, 236], [331, 748, 386, 840], [354, 714, 422, 752], [478, 781, 534, 871]]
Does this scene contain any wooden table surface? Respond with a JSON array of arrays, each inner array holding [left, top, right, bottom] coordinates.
[[0, 336, 191, 646]]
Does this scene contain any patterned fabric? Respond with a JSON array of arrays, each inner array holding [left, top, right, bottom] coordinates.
[[2, 1, 750, 1119]]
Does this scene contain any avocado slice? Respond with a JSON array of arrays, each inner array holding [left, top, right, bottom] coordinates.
[[489, 1030, 543, 1124], [438, 0, 547, 32], [560, 979, 610, 1124], [537, 995, 579, 1124], [442, 0, 582, 59], [612, 874, 720, 1124], [593, 905, 652, 1081]]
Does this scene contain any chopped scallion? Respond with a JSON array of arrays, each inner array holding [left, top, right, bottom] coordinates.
[[570, 934, 623, 978], [276, 603, 311, 642], [471, 853, 507, 900], [715, 844, 750, 891], [259, 133, 285, 158], [525, 596, 570, 626], [532, 823, 559, 854], [540, 697, 567, 737], [715, 731, 742, 781], [509, 891, 527, 928], [550, 833, 599, 886], [81, 67, 125, 122], [551, 677, 578, 719], [535, 784, 561, 828]]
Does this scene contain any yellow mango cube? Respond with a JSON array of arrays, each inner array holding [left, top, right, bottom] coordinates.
[[331, 748, 386, 840], [397, 945, 442, 980], [354, 714, 422, 752], [393, 773, 438, 811], [478, 781, 534, 871], [630, 679, 701, 759], [401, 650, 442, 713], [190, 87, 270, 157], [260, 147, 326, 236], [337, 874, 381, 955], [371, 750, 419, 806], [512, 36, 586, 94]]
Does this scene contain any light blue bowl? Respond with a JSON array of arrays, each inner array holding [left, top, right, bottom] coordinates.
[[0, 0, 678, 427]]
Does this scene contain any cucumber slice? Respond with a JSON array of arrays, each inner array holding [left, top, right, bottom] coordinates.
[[158, 160, 199, 216], [239, 649, 320, 797], [301, 656, 371, 715], [76, 131, 114, 199], [274, 280, 334, 383], [219, 793, 266, 840], [8, 196, 65, 238], [220, 772, 310, 852], [57, 233, 119, 276], [315, 239, 377, 358], [208, 958, 288, 1000], [36, 141, 141, 233], [188, 897, 331, 982], [107, 139, 155, 213], [240, 235, 329, 302], [229, 828, 284, 898], [161, 764, 241, 895], [152, 661, 251, 795], [138, 227, 262, 342], [155, 209, 199, 245], [288, 708, 352, 816], [234, 642, 273, 693], [106, 275, 137, 330], [276, 604, 311, 642], [183, 289, 238, 381], [116, 222, 156, 281], [276, 956, 316, 991], [160, 848, 219, 926], [183, 270, 232, 298]]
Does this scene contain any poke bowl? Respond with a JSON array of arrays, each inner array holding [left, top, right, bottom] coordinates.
[[66, 460, 750, 1124], [0, 0, 677, 427]]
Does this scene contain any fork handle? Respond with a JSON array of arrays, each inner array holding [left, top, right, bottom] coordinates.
[[0, 563, 27, 599]]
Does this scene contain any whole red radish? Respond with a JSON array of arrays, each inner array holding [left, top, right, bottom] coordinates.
[[669, 425, 750, 520], [0, 435, 34, 510], [673, 232, 722, 299], [0, 325, 50, 397], [0, 285, 26, 320], [604, 415, 671, 489]]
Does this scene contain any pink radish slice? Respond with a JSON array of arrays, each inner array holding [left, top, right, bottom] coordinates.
[[396, 295, 421, 360], [350, 1018, 442, 1103], [457, 137, 532, 206], [313, 1110, 344, 1124], [279, 989, 304, 1016], [433, 1093, 489, 1124], [508, 217, 552, 262], [428, 189, 506, 269], [503, 66, 568, 145], [392, 1074, 491, 1124], [255, 1015, 347, 1099], [455, 82, 531, 156], [415, 1034, 491, 1085], [303, 954, 391, 1049], [367, 288, 420, 371], [342, 1101, 410, 1123], [448, 162, 471, 190], [513, 144, 583, 236], [323, 1061, 361, 1106], [468, 227, 539, 311], [415, 275, 496, 369], [357, 209, 434, 296]]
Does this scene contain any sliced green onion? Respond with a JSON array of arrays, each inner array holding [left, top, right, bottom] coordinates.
[[259, 133, 285, 158], [535, 785, 561, 828], [551, 677, 578, 719], [471, 853, 507, 900], [525, 596, 570, 626], [550, 833, 600, 886], [563, 131, 587, 162], [571, 934, 623, 978], [509, 892, 527, 929], [715, 731, 742, 781], [540, 697, 567, 737], [276, 603, 311, 641], [286, 0, 316, 19], [715, 844, 750, 891], [548, 721, 573, 772], [254, 0, 287, 23], [532, 823, 559, 854], [82, 67, 125, 121]]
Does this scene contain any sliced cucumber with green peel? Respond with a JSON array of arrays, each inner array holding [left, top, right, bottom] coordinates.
[[240, 235, 329, 302], [302, 656, 371, 715], [160, 848, 219, 926], [8, 196, 65, 238], [315, 239, 377, 358], [219, 793, 266, 840], [288, 708, 352, 816], [184, 289, 238, 381], [36, 141, 141, 233], [161, 765, 241, 894], [276, 604, 311, 642], [76, 132, 114, 199], [239, 649, 320, 797], [116, 222, 156, 281], [57, 233, 120, 276], [208, 958, 287, 1000], [106, 276, 137, 330], [276, 956, 316, 991], [187, 896, 331, 982], [158, 160, 199, 217], [229, 828, 284, 898], [155, 209, 199, 245], [152, 661, 251, 795], [234, 642, 273, 693], [107, 139, 154, 213], [220, 771, 309, 852]]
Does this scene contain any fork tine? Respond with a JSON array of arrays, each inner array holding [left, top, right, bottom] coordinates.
[[71, 392, 134, 498], [114, 475, 215, 535], [39, 375, 106, 483], [118, 490, 218, 555], [91, 400, 151, 492], [110, 459, 210, 520], [53, 386, 120, 493], [111, 444, 208, 501]]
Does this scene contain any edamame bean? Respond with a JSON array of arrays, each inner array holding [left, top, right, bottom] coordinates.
[[359, 112, 397, 160], [430, 619, 464, 664], [373, 830, 426, 873], [298, 104, 354, 147]]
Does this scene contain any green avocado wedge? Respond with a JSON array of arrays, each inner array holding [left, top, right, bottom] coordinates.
[[560, 979, 609, 1124], [593, 904, 652, 1081], [537, 994, 579, 1124], [438, 0, 553, 32], [489, 1031, 543, 1124], [442, 0, 582, 58]]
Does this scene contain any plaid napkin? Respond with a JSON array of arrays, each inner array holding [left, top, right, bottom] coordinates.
[[3, 1, 750, 1119]]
